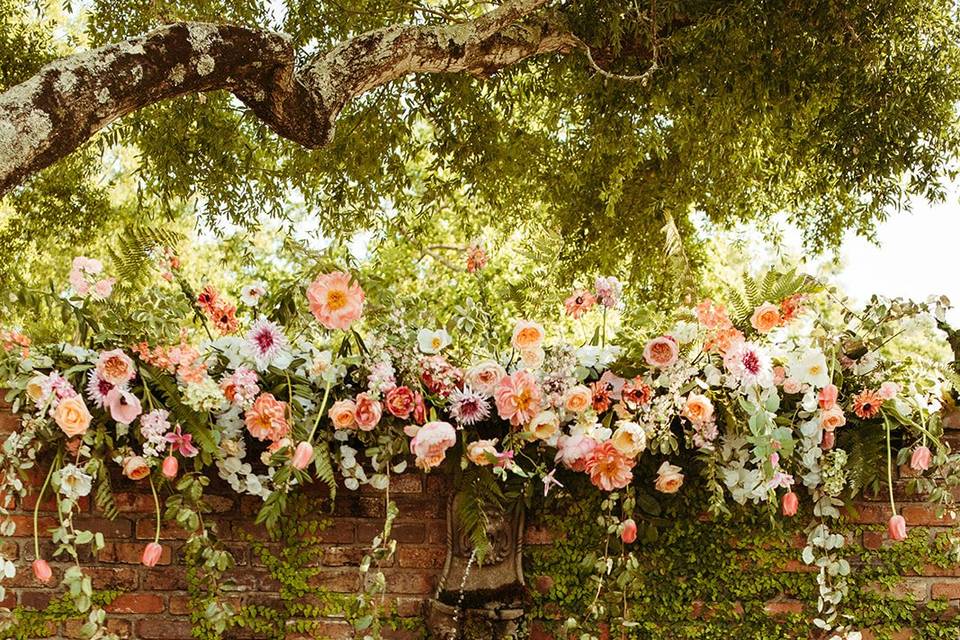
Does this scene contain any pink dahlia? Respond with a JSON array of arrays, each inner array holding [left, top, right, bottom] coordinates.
[[245, 318, 288, 370], [448, 387, 490, 426]]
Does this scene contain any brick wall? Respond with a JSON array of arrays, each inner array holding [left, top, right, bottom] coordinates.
[[0, 402, 449, 639], [4, 401, 960, 640]]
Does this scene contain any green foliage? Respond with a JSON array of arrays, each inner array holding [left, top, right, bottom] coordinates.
[[455, 466, 507, 564], [1, 591, 121, 640]]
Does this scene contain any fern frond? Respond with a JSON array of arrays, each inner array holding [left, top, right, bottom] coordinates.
[[106, 224, 184, 286], [94, 464, 118, 520], [313, 440, 337, 507]]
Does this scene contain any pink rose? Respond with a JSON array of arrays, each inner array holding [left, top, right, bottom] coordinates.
[[465, 361, 507, 396], [96, 349, 136, 385], [354, 393, 382, 431], [554, 433, 597, 472], [407, 421, 456, 470], [511, 320, 546, 352], [782, 378, 801, 395], [643, 336, 679, 369], [654, 461, 684, 494], [385, 386, 416, 419]]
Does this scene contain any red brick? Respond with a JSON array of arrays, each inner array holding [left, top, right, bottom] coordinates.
[[98, 541, 171, 565], [901, 504, 958, 526], [763, 599, 804, 616], [381, 571, 435, 595], [141, 567, 187, 590], [323, 545, 371, 567], [397, 545, 445, 569], [137, 619, 194, 639], [63, 618, 131, 638], [933, 582, 960, 600], [106, 593, 165, 614], [169, 594, 191, 615], [74, 517, 133, 538]]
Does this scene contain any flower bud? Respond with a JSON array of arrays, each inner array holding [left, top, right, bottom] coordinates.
[[141, 542, 164, 567], [910, 445, 932, 472], [32, 558, 52, 584], [620, 518, 637, 544], [291, 442, 314, 470], [161, 455, 179, 480], [782, 491, 799, 517], [821, 431, 835, 450], [888, 514, 907, 542]]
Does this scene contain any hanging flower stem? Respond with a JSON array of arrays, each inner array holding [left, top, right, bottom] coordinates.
[[885, 415, 897, 515], [149, 474, 161, 543], [33, 451, 60, 558]]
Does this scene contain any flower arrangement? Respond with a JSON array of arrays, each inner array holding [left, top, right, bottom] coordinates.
[[1, 252, 957, 639]]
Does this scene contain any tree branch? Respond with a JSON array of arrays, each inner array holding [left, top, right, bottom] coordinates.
[[0, 0, 575, 196]]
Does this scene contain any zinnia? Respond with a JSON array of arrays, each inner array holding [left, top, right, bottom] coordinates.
[[750, 302, 781, 333], [495, 370, 542, 427], [408, 421, 457, 470], [643, 336, 679, 369], [853, 389, 883, 419], [306, 271, 365, 330], [585, 441, 635, 491], [245, 393, 289, 442]]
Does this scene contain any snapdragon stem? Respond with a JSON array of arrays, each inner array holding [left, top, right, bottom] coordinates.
[[149, 474, 161, 543], [885, 416, 897, 515], [34, 451, 59, 558]]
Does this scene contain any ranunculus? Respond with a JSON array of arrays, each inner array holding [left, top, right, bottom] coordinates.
[[291, 442, 314, 470], [495, 370, 542, 427], [750, 302, 781, 333], [53, 396, 92, 438], [306, 271, 365, 330], [328, 399, 357, 430], [529, 411, 560, 441], [32, 558, 53, 584], [782, 491, 798, 517], [96, 349, 136, 385], [879, 381, 900, 400], [141, 542, 164, 567], [611, 420, 647, 458], [555, 433, 597, 472], [888, 514, 907, 541], [385, 386, 416, 419], [122, 455, 150, 481], [586, 441, 634, 491], [643, 336, 679, 369], [511, 320, 545, 352], [782, 378, 802, 394], [681, 393, 714, 426], [654, 461, 684, 494], [465, 361, 507, 396], [408, 421, 456, 470], [820, 406, 846, 432], [161, 456, 179, 480], [467, 439, 499, 466], [106, 388, 142, 425], [354, 393, 382, 431], [563, 385, 593, 414], [620, 518, 637, 544], [910, 445, 932, 472], [818, 384, 839, 411]]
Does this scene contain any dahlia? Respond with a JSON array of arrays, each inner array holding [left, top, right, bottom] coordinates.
[[448, 387, 490, 426], [245, 318, 288, 370]]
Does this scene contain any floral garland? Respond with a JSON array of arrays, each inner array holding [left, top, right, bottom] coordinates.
[[1, 253, 957, 640]]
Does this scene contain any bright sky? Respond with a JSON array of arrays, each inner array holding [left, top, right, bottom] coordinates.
[[833, 180, 959, 324]]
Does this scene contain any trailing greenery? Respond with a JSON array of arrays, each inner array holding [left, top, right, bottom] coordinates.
[[1, 591, 121, 640]]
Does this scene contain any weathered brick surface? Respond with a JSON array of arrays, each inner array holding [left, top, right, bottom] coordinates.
[[4, 406, 960, 638]]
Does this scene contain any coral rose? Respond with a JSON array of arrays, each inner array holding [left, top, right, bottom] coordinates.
[[245, 393, 289, 442], [643, 336, 679, 369], [681, 393, 714, 425], [562, 385, 592, 414], [385, 386, 416, 419], [495, 370, 542, 427], [354, 393, 382, 431], [53, 396, 92, 438], [820, 406, 846, 432], [306, 271, 365, 330], [328, 399, 357, 430], [586, 441, 635, 491], [750, 302, 781, 333]]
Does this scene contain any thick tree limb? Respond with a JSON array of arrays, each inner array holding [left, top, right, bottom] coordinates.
[[0, 0, 576, 196]]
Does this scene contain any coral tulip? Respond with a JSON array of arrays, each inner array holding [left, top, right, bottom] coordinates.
[[620, 518, 638, 544], [910, 446, 932, 472], [888, 514, 907, 542], [32, 558, 52, 584], [782, 491, 799, 517], [161, 455, 179, 480], [291, 442, 314, 470], [141, 542, 163, 567]]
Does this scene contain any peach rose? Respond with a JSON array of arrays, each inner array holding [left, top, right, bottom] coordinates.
[[53, 396, 92, 438], [611, 421, 647, 458], [563, 385, 592, 414], [467, 439, 499, 466], [407, 421, 456, 470], [465, 361, 507, 396], [681, 393, 714, 425], [643, 336, 679, 369], [96, 349, 136, 385], [654, 461, 684, 494], [820, 406, 846, 432], [511, 320, 545, 352], [122, 455, 150, 481], [750, 302, 781, 334], [328, 399, 357, 430], [528, 411, 560, 441], [519, 347, 545, 370]]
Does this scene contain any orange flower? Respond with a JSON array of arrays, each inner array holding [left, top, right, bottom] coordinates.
[[695, 299, 731, 330], [245, 393, 289, 442], [585, 441, 635, 491], [853, 389, 883, 419], [590, 381, 612, 413], [306, 272, 365, 331], [750, 302, 781, 334], [704, 327, 744, 354], [210, 301, 238, 335]]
